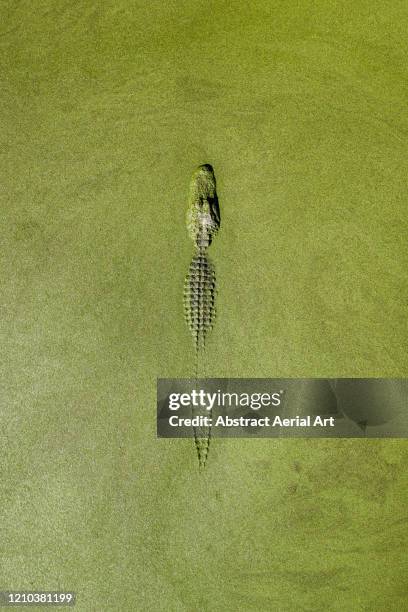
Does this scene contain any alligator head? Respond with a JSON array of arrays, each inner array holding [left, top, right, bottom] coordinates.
[[186, 164, 220, 249]]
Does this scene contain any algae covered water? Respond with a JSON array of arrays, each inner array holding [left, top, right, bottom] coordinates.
[[1, 2, 408, 610]]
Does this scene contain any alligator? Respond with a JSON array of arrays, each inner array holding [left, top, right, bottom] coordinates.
[[183, 164, 220, 469]]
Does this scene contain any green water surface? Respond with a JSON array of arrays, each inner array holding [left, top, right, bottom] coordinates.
[[1, 1, 407, 610]]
